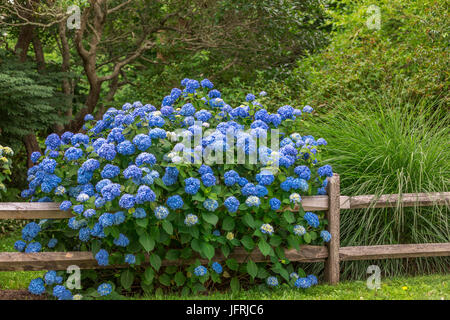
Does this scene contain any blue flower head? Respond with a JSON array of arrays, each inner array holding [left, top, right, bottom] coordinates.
[[97, 283, 112, 296], [194, 265, 207, 276], [28, 278, 45, 295], [212, 262, 223, 274]]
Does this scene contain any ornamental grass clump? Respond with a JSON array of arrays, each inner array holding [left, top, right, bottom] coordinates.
[[19, 78, 333, 299]]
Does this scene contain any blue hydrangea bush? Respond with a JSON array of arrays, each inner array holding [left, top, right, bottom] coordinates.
[[19, 78, 333, 299]]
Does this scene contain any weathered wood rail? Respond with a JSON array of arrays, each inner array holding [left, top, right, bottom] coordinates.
[[0, 174, 449, 284]]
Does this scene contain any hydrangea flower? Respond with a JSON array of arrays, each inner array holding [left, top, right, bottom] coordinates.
[[154, 206, 169, 220], [294, 277, 312, 289], [184, 213, 199, 226], [320, 230, 332, 242], [14, 240, 26, 252], [45, 133, 61, 150], [194, 265, 207, 276], [22, 222, 40, 241], [293, 225, 306, 236], [307, 274, 318, 286], [48, 238, 58, 248], [167, 195, 184, 210], [99, 212, 115, 227], [119, 194, 136, 209], [123, 165, 142, 180], [53, 285, 73, 300], [304, 212, 320, 228], [266, 276, 278, 287], [97, 143, 116, 160], [201, 173, 216, 187], [125, 254, 136, 265], [95, 249, 109, 266], [303, 105, 313, 113], [59, 200, 72, 211], [317, 165, 333, 177], [212, 262, 223, 274], [184, 177, 200, 195], [31, 151, 42, 163], [224, 196, 240, 213], [65, 147, 83, 161], [136, 185, 156, 204], [133, 207, 147, 219], [203, 199, 218, 211], [269, 198, 281, 210], [97, 283, 112, 296], [19, 78, 329, 294], [28, 278, 45, 295], [245, 196, 260, 207], [289, 193, 302, 204], [260, 224, 274, 235], [133, 134, 152, 151], [25, 242, 42, 253], [113, 233, 130, 247]]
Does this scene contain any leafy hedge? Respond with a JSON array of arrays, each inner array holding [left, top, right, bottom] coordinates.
[[0, 145, 13, 197], [18, 79, 333, 299]]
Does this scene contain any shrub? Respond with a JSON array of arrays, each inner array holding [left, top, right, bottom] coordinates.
[[305, 98, 450, 279], [19, 79, 333, 299], [0, 145, 13, 197], [246, 0, 448, 113]]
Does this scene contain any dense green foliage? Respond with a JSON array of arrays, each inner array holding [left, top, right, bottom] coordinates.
[[1, 231, 448, 300], [0, 145, 13, 197], [0, 0, 448, 290], [0, 51, 69, 148], [251, 0, 449, 111], [305, 96, 449, 279], [20, 83, 332, 299]]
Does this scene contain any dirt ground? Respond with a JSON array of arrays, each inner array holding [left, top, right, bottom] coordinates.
[[0, 290, 47, 300]]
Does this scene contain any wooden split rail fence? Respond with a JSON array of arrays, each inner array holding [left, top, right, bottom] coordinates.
[[0, 174, 449, 284]]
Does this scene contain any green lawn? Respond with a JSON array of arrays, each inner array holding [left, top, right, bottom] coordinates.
[[0, 231, 45, 290], [137, 274, 449, 300], [1, 231, 448, 299]]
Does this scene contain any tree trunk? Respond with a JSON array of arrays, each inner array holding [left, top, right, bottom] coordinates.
[[15, 16, 42, 168], [69, 80, 102, 132], [23, 134, 41, 168], [14, 24, 34, 62], [32, 31, 45, 71], [55, 21, 73, 134]]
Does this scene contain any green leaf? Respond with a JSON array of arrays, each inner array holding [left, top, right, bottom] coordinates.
[[150, 253, 161, 271], [226, 258, 239, 271], [258, 240, 272, 256], [222, 216, 235, 231], [162, 220, 173, 235], [191, 239, 202, 253], [269, 235, 282, 247], [201, 242, 215, 260], [283, 211, 295, 224], [287, 235, 300, 251], [230, 277, 240, 292], [144, 267, 155, 284], [304, 233, 312, 244], [242, 214, 255, 228], [202, 212, 219, 226], [240, 235, 255, 250], [159, 273, 171, 286], [135, 218, 148, 228], [139, 233, 155, 252], [174, 271, 186, 286], [120, 269, 134, 290], [247, 260, 258, 279], [165, 249, 180, 260], [221, 245, 230, 258]]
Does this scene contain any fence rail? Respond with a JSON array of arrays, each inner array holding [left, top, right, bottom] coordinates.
[[0, 174, 449, 284]]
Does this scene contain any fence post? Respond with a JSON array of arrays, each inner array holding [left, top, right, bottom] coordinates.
[[324, 173, 340, 284]]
